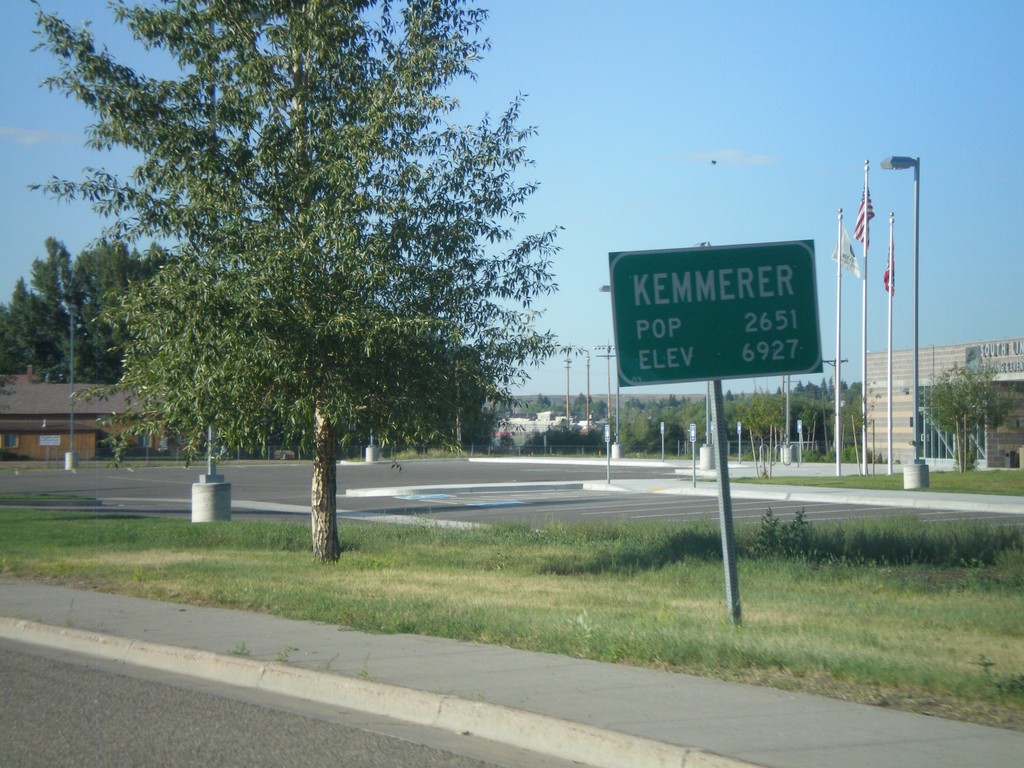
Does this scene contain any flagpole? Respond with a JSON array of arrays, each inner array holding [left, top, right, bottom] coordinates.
[[886, 212, 894, 475], [835, 208, 843, 478], [859, 160, 870, 476]]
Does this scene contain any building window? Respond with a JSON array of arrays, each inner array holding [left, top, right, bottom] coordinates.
[[2, 434, 18, 449]]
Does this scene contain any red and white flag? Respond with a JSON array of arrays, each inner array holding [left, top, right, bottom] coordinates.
[[854, 188, 874, 246], [883, 238, 894, 294]]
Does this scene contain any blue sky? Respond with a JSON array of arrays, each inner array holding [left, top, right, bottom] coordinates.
[[2, 1, 1021, 397]]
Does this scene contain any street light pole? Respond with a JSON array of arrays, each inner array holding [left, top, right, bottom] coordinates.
[[584, 351, 591, 430], [598, 285, 621, 455], [881, 156, 927, 488], [563, 347, 571, 426], [61, 301, 78, 470], [594, 341, 615, 482]]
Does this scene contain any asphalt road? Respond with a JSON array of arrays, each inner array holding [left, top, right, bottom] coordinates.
[[1, 458, 658, 501], [1, 459, 1019, 527], [0, 639, 585, 768]]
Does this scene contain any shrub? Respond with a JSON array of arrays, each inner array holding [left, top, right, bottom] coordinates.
[[749, 508, 812, 559], [758, 515, 1024, 567]]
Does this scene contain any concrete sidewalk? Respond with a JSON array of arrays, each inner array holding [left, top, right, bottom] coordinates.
[[602, 476, 1024, 516], [2, 578, 1022, 768]]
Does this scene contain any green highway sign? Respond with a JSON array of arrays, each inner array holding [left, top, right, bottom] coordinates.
[[609, 241, 822, 385]]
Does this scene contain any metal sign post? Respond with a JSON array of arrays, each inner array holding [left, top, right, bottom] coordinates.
[[711, 381, 741, 625], [604, 423, 611, 484], [689, 423, 697, 487]]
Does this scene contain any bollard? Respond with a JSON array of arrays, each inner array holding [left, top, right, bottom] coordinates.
[[699, 444, 715, 470], [192, 472, 231, 522], [903, 462, 929, 490]]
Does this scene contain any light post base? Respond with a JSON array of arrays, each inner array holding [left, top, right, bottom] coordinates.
[[64, 451, 78, 471], [903, 462, 929, 490], [192, 481, 232, 522], [700, 445, 715, 470]]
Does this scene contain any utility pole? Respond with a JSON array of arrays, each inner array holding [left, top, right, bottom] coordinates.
[[61, 301, 78, 470]]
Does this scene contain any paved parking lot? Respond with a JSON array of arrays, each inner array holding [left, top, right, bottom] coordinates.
[[3, 458, 1020, 527]]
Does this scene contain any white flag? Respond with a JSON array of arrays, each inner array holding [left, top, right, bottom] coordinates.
[[832, 225, 860, 278]]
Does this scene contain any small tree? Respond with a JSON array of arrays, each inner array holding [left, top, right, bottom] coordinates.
[[927, 365, 1012, 472], [741, 391, 784, 477]]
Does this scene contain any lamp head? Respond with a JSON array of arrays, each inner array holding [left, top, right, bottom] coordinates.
[[881, 155, 918, 170]]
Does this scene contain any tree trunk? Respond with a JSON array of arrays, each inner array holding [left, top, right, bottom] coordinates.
[[851, 414, 861, 474], [959, 415, 970, 472], [311, 401, 341, 562]]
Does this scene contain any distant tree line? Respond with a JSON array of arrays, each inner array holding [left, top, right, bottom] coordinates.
[[512, 380, 868, 463], [0, 237, 166, 384]]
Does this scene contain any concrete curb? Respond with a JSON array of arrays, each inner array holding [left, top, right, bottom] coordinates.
[[0, 498, 102, 508], [0, 617, 763, 768], [345, 481, 585, 498], [468, 457, 678, 468], [650, 482, 1024, 515]]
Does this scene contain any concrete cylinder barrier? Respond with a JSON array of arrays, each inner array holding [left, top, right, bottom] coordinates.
[[903, 463, 930, 490], [192, 482, 232, 522], [699, 445, 715, 470]]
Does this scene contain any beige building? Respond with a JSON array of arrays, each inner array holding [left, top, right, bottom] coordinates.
[[865, 337, 1024, 468]]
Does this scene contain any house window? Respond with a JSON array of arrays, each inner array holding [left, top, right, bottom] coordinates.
[[2, 434, 18, 449]]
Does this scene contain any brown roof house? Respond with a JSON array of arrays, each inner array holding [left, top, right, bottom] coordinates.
[[0, 368, 145, 462]]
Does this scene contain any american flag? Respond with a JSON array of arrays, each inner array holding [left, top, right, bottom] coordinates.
[[854, 188, 874, 245]]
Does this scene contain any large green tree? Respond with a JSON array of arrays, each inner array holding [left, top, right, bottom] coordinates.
[[35, 0, 558, 561]]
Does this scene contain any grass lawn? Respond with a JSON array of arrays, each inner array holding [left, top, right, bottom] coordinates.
[[734, 467, 1024, 496], [2, 508, 1023, 730]]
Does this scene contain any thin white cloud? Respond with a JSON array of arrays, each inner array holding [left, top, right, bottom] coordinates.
[[688, 149, 777, 166], [0, 126, 77, 147]]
